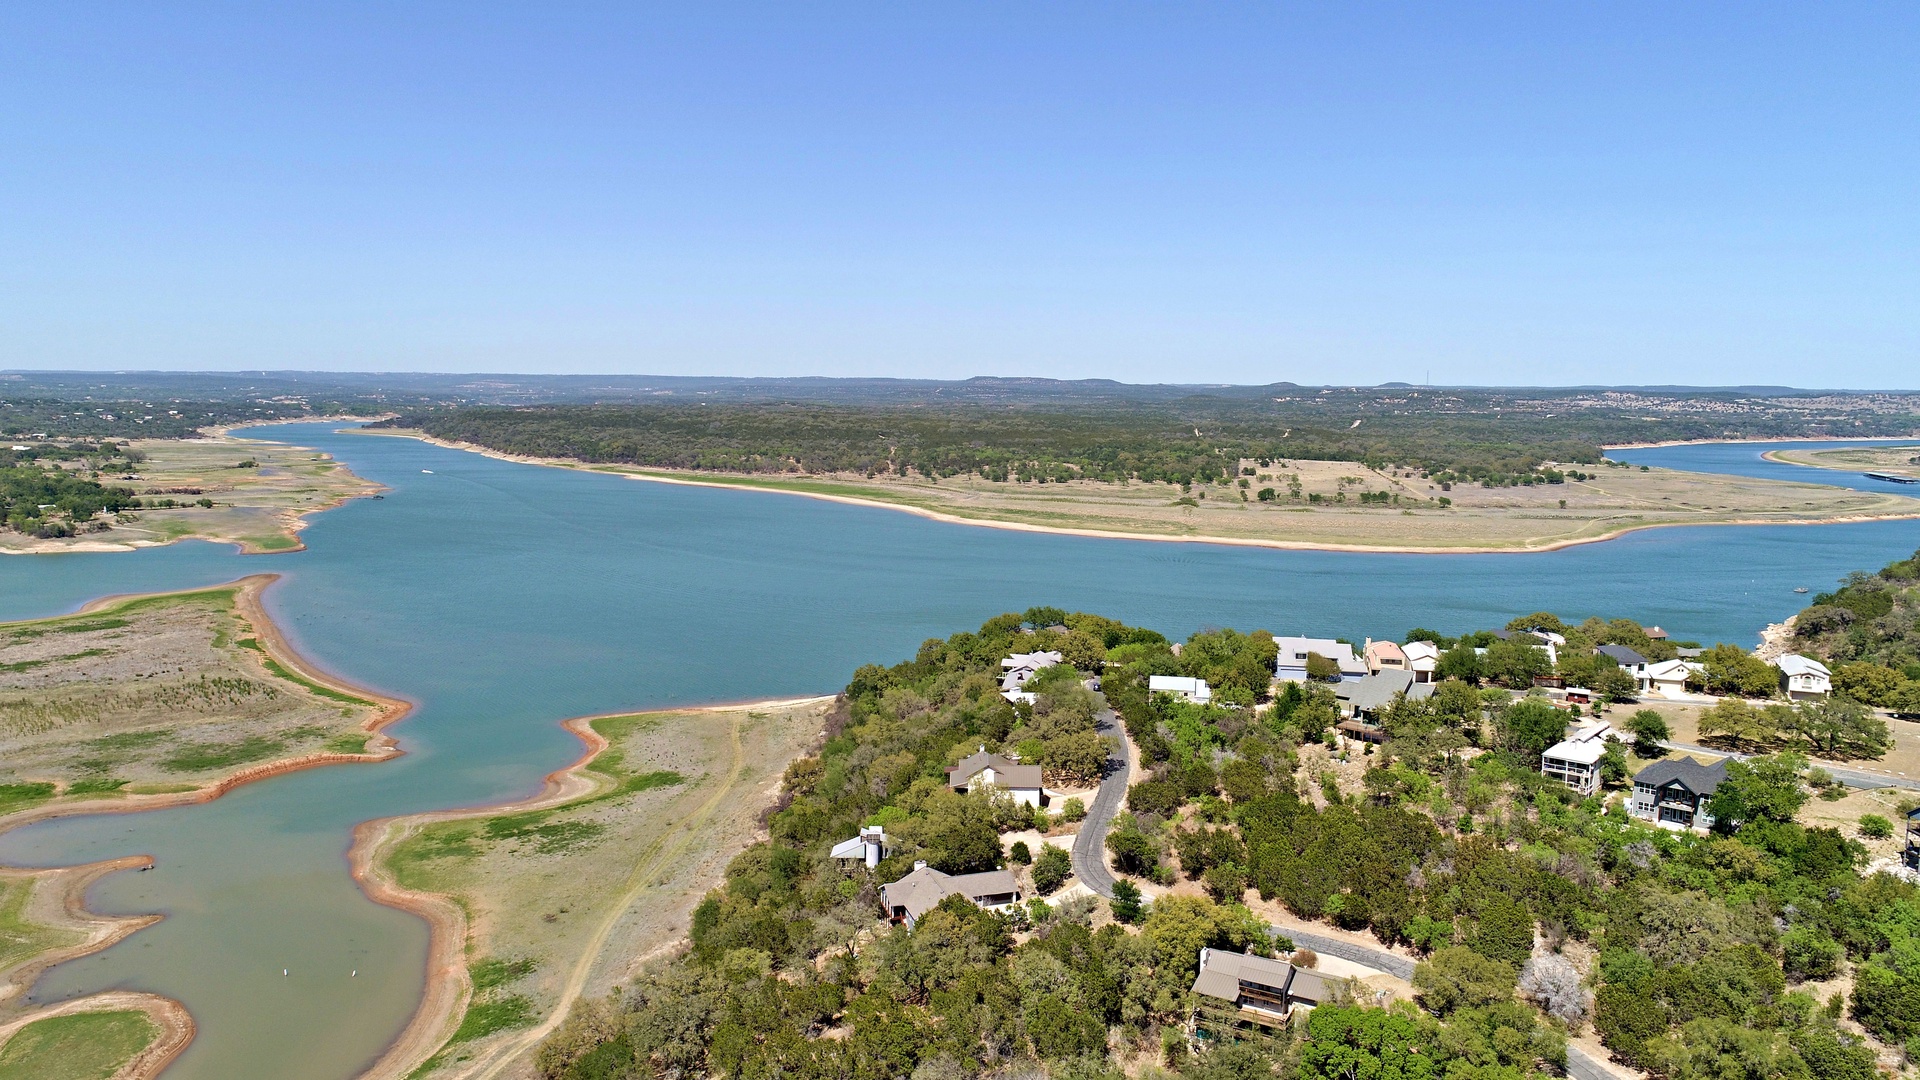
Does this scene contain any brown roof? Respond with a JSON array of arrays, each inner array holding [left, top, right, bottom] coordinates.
[[947, 750, 1043, 791], [1190, 947, 1337, 1007], [880, 865, 1022, 923]]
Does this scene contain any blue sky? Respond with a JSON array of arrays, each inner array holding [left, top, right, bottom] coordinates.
[[2, 4, 1915, 386]]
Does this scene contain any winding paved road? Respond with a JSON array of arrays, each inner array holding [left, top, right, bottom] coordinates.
[[1071, 706, 1131, 898], [1067, 703, 1623, 1080]]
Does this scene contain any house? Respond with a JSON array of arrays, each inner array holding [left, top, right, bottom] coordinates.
[[1905, 806, 1920, 871], [1645, 626, 1669, 641], [1630, 757, 1728, 830], [829, 826, 890, 870], [947, 748, 1047, 807], [1364, 640, 1407, 676], [1490, 629, 1559, 666], [1189, 947, 1333, 1041], [881, 862, 1023, 929], [1274, 637, 1365, 682], [1149, 675, 1213, 704], [1402, 640, 1441, 683], [1773, 655, 1832, 701], [1000, 651, 1064, 702], [1333, 670, 1433, 741], [1540, 722, 1617, 795], [1596, 645, 1651, 692], [1644, 659, 1694, 700]]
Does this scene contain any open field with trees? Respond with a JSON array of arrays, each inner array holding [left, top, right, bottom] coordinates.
[[0, 435, 378, 554], [367, 699, 830, 1080], [383, 424, 1920, 552]]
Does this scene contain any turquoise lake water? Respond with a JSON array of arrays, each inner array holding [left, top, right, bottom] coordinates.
[[1, 425, 1917, 1078]]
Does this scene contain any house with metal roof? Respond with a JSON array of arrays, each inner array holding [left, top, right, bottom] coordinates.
[[1274, 637, 1366, 682], [1402, 640, 1441, 683], [1189, 947, 1334, 1043], [1773, 654, 1832, 701], [948, 748, 1047, 808], [1630, 757, 1728, 830], [1540, 722, 1618, 795], [829, 826, 890, 870], [880, 862, 1023, 929], [1148, 675, 1213, 704]]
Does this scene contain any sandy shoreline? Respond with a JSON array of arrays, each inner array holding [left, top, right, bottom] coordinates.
[[350, 694, 835, 1080], [0, 576, 413, 1078], [366, 429, 1920, 555], [0, 421, 388, 557]]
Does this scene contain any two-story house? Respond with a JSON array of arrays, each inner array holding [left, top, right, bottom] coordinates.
[[1630, 757, 1728, 830]]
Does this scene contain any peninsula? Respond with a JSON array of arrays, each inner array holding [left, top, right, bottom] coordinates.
[[0, 576, 407, 1078]]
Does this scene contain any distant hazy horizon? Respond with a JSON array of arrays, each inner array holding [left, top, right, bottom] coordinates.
[[3, 6, 1915, 386]]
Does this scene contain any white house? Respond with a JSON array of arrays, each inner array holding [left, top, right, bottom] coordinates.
[[1274, 637, 1366, 682], [1596, 645, 1651, 692], [1540, 722, 1618, 796], [1402, 640, 1441, 683], [881, 862, 1023, 929], [1000, 650, 1064, 702], [1774, 654, 1832, 701], [947, 748, 1047, 807], [1148, 675, 1213, 704], [1644, 659, 1694, 700], [829, 826, 890, 869]]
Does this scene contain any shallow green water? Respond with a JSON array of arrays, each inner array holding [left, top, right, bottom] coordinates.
[[0, 426, 1915, 1078]]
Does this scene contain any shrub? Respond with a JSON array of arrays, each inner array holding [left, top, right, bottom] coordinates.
[[1031, 844, 1072, 894], [1860, 814, 1894, 840], [1009, 841, 1032, 865]]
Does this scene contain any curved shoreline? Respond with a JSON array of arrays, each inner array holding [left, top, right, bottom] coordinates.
[[367, 429, 1920, 556], [350, 695, 835, 1080], [0, 576, 413, 1078], [0, 421, 387, 557]]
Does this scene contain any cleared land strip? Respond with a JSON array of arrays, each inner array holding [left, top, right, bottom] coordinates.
[[356, 697, 834, 1080]]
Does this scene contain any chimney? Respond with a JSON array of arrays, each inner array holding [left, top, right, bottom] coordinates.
[[913, 860, 928, 871]]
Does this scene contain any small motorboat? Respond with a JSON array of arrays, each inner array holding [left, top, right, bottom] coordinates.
[[1794, 587, 1810, 594]]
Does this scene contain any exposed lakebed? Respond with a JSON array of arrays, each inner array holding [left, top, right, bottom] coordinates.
[[0, 426, 1916, 1079]]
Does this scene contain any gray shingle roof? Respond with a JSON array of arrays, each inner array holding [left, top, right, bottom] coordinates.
[[1335, 670, 1418, 714], [948, 750, 1043, 791], [1597, 644, 1648, 667], [1632, 756, 1727, 796]]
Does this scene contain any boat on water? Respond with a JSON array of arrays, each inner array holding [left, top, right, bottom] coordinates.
[[1865, 471, 1920, 484], [1794, 587, 1810, 594]]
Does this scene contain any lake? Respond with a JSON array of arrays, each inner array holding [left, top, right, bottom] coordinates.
[[1, 426, 1917, 1079]]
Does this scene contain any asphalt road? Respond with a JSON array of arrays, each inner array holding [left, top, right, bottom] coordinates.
[[1071, 706, 1130, 898], [1662, 740, 1920, 791]]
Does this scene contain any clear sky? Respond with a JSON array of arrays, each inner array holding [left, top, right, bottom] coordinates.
[[2, 4, 1915, 387]]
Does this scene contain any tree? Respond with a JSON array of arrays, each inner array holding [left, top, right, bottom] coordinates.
[[1009, 841, 1032, 865], [1436, 643, 1485, 684], [1599, 741, 1631, 788], [1697, 697, 1777, 751], [1587, 663, 1639, 704], [1305, 652, 1342, 682], [908, 790, 1003, 872], [1031, 844, 1072, 894], [1626, 710, 1670, 756], [1519, 955, 1592, 1025], [1707, 753, 1808, 832], [1832, 662, 1903, 707], [1494, 699, 1566, 763], [1430, 679, 1484, 731], [1793, 697, 1890, 759], [1485, 639, 1551, 689], [1413, 946, 1517, 1015], [1141, 895, 1266, 976], [1470, 893, 1534, 966], [1109, 879, 1144, 924], [1295, 1005, 1438, 1080], [1697, 644, 1780, 698]]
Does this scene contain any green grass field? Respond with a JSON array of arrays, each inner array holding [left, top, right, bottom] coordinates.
[[0, 877, 83, 972], [0, 1010, 158, 1080]]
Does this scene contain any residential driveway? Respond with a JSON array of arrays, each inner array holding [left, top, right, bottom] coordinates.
[[1071, 705, 1131, 898], [1273, 926, 1624, 1080]]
